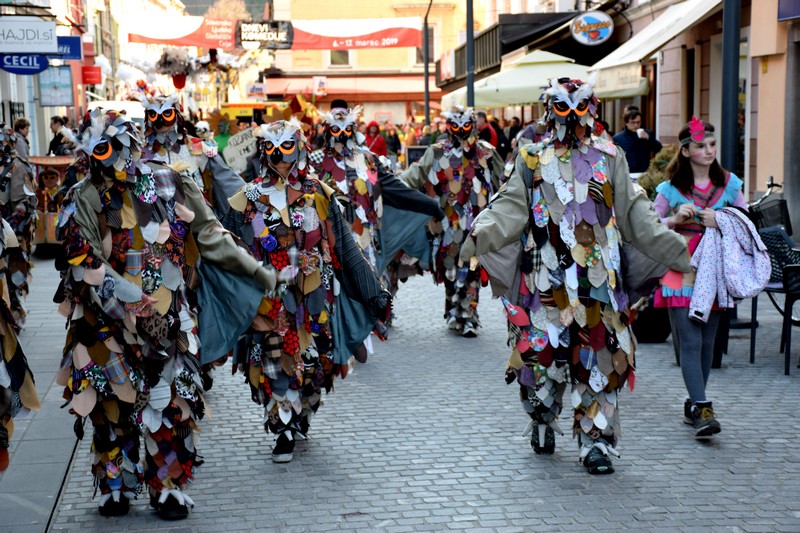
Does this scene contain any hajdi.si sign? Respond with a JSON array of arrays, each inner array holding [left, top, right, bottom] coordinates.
[[0, 17, 57, 54], [571, 11, 614, 46]]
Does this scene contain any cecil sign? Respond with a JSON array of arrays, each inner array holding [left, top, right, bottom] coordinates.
[[571, 11, 614, 46]]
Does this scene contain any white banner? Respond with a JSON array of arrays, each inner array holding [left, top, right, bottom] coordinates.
[[222, 128, 258, 173]]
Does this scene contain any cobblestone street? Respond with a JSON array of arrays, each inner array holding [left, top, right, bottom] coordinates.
[[3, 261, 787, 532]]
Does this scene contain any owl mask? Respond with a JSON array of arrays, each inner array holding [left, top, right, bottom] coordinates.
[[255, 119, 309, 179], [324, 106, 363, 154], [76, 108, 143, 180], [442, 105, 476, 142], [544, 77, 599, 147]]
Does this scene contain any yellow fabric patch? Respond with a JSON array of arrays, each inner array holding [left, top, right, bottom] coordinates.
[[151, 285, 172, 316], [507, 348, 523, 370], [121, 193, 137, 229], [314, 191, 330, 221], [522, 150, 539, 171], [354, 179, 368, 195], [257, 297, 272, 316], [68, 253, 87, 266]]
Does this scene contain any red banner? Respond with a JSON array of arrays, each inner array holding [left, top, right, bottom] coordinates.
[[291, 18, 421, 50], [81, 65, 102, 84], [128, 17, 236, 50]]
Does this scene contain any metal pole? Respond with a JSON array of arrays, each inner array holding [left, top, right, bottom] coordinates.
[[720, 0, 741, 171], [423, 0, 433, 125], [716, 0, 746, 338], [466, 0, 474, 107]]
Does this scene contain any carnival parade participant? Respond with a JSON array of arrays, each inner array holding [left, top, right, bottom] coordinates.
[[460, 78, 691, 474], [308, 105, 444, 332], [227, 119, 391, 463], [138, 94, 245, 388], [54, 109, 275, 519], [399, 105, 504, 337], [653, 117, 748, 440], [0, 121, 37, 326], [0, 124, 40, 472]]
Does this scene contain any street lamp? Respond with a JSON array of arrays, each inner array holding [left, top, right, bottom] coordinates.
[[423, 0, 434, 125]]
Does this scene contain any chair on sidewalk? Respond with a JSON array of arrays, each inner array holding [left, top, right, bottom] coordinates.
[[750, 225, 800, 374]]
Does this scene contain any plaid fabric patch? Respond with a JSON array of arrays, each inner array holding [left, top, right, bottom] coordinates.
[[152, 168, 178, 200], [261, 358, 282, 381], [529, 248, 542, 273], [263, 334, 283, 360], [103, 351, 131, 385]]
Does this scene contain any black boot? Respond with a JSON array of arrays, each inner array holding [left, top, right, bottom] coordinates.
[[530, 425, 555, 455], [158, 494, 190, 521], [583, 447, 614, 475], [272, 431, 295, 463], [98, 494, 130, 517]]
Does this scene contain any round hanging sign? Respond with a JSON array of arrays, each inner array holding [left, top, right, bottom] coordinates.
[[571, 11, 614, 46]]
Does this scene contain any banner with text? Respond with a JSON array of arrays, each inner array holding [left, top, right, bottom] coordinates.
[[291, 17, 421, 50], [128, 16, 236, 50]]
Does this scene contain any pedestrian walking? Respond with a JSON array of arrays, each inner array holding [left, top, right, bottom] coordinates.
[[653, 117, 748, 439], [460, 78, 690, 474], [54, 109, 275, 519], [226, 119, 392, 463], [47, 116, 72, 155], [398, 105, 505, 337], [365, 121, 387, 157], [0, 124, 40, 472]]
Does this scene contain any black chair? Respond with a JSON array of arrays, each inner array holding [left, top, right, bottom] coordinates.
[[750, 225, 800, 374]]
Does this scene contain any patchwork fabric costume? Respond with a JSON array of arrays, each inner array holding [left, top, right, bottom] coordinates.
[[0, 124, 36, 326], [228, 120, 391, 463], [54, 109, 274, 519], [0, 125, 40, 471], [399, 106, 504, 336], [308, 106, 443, 329], [461, 79, 690, 474]]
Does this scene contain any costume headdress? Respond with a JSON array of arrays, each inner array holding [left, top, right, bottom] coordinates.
[[323, 105, 363, 153], [680, 116, 714, 146], [76, 108, 145, 179], [543, 76, 599, 145], [138, 93, 186, 154], [254, 119, 309, 178], [442, 105, 476, 141]]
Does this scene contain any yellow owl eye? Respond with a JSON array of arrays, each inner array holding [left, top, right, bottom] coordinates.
[[263, 141, 276, 154], [278, 141, 296, 155], [574, 100, 590, 116], [330, 126, 343, 137]]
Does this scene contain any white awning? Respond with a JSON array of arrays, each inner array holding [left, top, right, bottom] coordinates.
[[441, 51, 589, 109], [590, 0, 722, 98]]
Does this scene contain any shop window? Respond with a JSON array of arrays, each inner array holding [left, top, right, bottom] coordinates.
[[330, 50, 350, 67]]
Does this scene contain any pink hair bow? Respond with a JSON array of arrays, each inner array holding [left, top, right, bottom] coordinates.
[[688, 116, 705, 143]]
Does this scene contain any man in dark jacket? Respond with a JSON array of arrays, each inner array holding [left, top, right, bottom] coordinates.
[[612, 108, 662, 173], [47, 116, 71, 155]]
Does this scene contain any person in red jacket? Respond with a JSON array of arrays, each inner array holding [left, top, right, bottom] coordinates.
[[365, 120, 387, 157]]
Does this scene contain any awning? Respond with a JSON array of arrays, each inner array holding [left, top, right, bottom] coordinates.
[[264, 75, 439, 98], [590, 0, 722, 98], [441, 51, 589, 109], [292, 18, 421, 50]]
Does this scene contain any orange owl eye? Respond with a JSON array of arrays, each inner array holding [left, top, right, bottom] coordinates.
[[161, 109, 177, 124], [462, 123, 473, 132], [343, 126, 353, 136], [553, 101, 572, 117], [263, 141, 276, 154], [574, 100, 590, 116], [146, 110, 158, 121], [92, 141, 113, 161], [278, 141, 296, 155], [330, 126, 343, 137]]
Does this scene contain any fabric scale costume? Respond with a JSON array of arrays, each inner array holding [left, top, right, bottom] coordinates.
[[399, 106, 504, 337], [308, 106, 443, 332], [0, 123, 40, 472], [0, 120, 37, 326], [460, 78, 690, 474], [227, 119, 391, 463], [54, 109, 274, 519]]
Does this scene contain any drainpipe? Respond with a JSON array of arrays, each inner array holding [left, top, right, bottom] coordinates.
[[466, 0, 475, 107], [423, 0, 434, 125]]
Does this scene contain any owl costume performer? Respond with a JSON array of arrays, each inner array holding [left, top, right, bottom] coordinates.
[[54, 109, 275, 518], [0, 122, 37, 326], [0, 124, 40, 472], [399, 106, 505, 337], [228, 120, 391, 463], [460, 78, 690, 474], [308, 106, 443, 330]]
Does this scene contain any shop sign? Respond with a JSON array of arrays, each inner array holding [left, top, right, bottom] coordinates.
[[0, 17, 57, 54], [239, 21, 293, 49], [48, 36, 83, 61], [246, 82, 267, 100], [571, 11, 614, 46], [82, 65, 102, 84], [0, 54, 49, 75]]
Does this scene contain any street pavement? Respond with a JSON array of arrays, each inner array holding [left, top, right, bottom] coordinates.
[[2, 256, 800, 532]]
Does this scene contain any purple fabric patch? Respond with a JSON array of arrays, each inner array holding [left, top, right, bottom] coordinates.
[[572, 150, 601, 184], [518, 364, 537, 387], [596, 202, 612, 227], [581, 200, 598, 225]]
